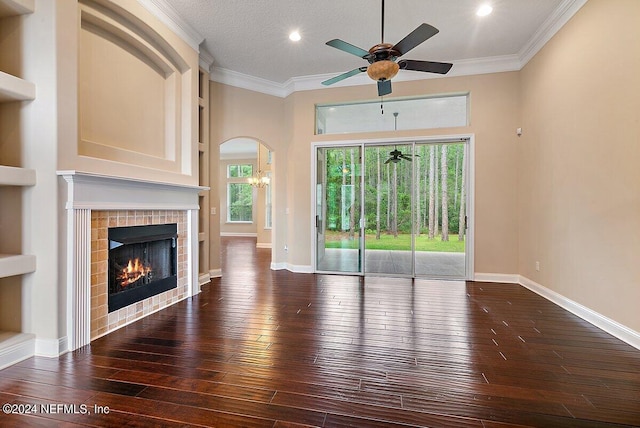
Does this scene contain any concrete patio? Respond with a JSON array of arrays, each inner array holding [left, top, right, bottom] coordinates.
[[317, 248, 466, 278]]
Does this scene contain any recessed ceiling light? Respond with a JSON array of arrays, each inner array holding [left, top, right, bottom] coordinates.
[[289, 31, 301, 42], [477, 4, 493, 17]]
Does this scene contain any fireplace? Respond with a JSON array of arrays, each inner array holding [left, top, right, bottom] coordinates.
[[108, 223, 178, 312]]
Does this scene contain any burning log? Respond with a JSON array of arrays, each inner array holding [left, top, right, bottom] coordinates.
[[118, 258, 152, 287]]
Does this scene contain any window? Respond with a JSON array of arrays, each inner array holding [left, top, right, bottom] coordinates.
[[316, 93, 469, 135], [227, 183, 253, 222], [227, 164, 253, 178]]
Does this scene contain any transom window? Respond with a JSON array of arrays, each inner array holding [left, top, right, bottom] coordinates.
[[316, 93, 469, 135], [227, 164, 253, 178]]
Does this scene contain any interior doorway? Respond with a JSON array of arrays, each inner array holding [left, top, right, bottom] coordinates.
[[314, 138, 472, 280]]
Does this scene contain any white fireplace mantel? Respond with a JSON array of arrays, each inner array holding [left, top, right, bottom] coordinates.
[[58, 170, 208, 210], [58, 170, 207, 351]]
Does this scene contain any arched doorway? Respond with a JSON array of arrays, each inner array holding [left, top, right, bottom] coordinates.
[[219, 137, 274, 251]]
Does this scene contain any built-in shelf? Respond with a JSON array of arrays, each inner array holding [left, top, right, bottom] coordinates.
[[0, 254, 36, 279], [0, 165, 36, 186], [0, 71, 36, 102], [0, 0, 34, 17], [0, 0, 36, 371], [0, 331, 35, 370]]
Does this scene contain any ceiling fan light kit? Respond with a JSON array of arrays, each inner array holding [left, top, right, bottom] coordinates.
[[366, 60, 399, 82], [321, 0, 453, 97]]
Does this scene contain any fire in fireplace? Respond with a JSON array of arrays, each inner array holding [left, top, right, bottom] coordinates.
[[108, 223, 178, 312]]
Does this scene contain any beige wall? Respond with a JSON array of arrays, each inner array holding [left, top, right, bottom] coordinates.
[[212, 75, 521, 272], [60, 0, 199, 186], [283, 73, 521, 272], [210, 83, 284, 263], [210, 0, 638, 336], [518, 0, 640, 332]]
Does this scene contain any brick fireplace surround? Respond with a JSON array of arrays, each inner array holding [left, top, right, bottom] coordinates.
[[90, 210, 187, 340], [60, 171, 204, 352]]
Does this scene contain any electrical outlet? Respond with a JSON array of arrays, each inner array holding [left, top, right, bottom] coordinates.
[[284, 245, 288, 252], [535, 261, 540, 271]]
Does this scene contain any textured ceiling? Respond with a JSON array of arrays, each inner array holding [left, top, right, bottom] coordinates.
[[162, 0, 566, 84]]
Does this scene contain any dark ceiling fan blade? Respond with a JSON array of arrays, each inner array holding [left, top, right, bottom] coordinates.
[[326, 39, 370, 58], [384, 157, 392, 164], [321, 67, 367, 86], [399, 154, 413, 161], [392, 23, 439, 56], [377, 79, 392, 96], [398, 59, 453, 74]]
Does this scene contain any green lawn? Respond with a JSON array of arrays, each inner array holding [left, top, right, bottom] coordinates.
[[324, 232, 465, 252]]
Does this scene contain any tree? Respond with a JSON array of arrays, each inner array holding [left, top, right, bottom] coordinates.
[[434, 146, 439, 238], [441, 145, 449, 241], [349, 148, 355, 239], [391, 163, 398, 237], [453, 148, 460, 212], [458, 148, 466, 241], [376, 147, 381, 239], [415, 146, 421, 236], [428, 146, 436, 239]]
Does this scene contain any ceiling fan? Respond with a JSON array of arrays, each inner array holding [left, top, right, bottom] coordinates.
[[321, 0, 453, 96], [385, 146, 418, 164], [384, 113, 417, 164]]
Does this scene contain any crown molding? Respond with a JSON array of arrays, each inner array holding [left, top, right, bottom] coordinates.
[[518, 0, 588, 66], [210, 0, 587, 98], [213, 54, 521, 99], [199, 49, 214, 72], [137, 0, 204, 52], [210, 67, 289, 98]]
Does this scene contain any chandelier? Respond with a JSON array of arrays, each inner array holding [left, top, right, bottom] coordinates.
[[247, 144, 270, 188]]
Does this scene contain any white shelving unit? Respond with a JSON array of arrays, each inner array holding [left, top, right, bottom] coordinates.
[[197, 67, 210, 287], [0, 0, 37, 369], [0, 71, 35, 102], [0, 165, 36, 186], [0, 0, 33, 17], [0, 254, 36, 278]]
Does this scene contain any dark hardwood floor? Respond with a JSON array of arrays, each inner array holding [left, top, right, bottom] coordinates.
[[1, 237, 640, 427]]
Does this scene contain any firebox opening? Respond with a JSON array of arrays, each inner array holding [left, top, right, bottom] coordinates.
[[108, 223, 178, 312]]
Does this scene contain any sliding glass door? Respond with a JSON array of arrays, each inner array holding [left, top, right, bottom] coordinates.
[[363, 144, 414, 276], [315, 146, 363, 273], [315, 140, 469, 279], [412, 142, 467, 278]]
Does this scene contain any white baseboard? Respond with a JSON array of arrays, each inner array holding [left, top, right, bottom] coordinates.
[[474, 273, 520, 283], [35, 336, 67, 357], [198, 273, 211, 286], [269, 262, 312, 273], [519, 275, 640, 350], [0, 333, 35, 370], [270, 262, 287, 270], [220, 232, 257, 237], [256, 242, 272, 249], [287, 264, 313, 273], [209, 268, 222, 278]]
